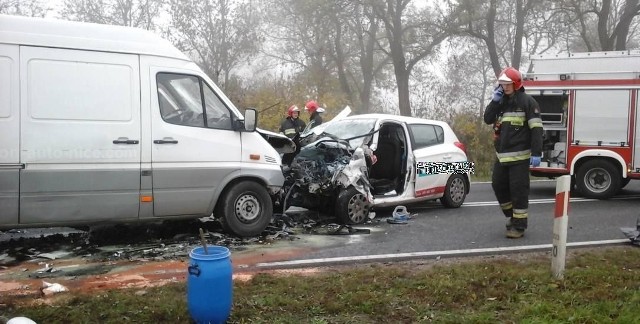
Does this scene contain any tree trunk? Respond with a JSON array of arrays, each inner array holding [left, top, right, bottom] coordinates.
[[358, 10, 378, 114], [485, 0, 501, 76], [598, 0, 613, 50], [396, 68, 411, 116], [614, 0, 639, 50], [512, 0, 525, 69], [333, 20, 356, 110]]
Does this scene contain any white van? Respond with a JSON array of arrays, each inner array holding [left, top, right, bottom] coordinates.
[[0, 14, 285, 237]]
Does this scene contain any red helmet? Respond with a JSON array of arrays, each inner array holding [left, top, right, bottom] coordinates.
[[305, 100, 319, 114], [287, 105, 300, 117], [498, 67, 522, 90]]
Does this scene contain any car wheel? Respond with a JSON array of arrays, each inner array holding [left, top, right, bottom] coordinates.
[[217, 181, 272, 237], [336, 187, 371, 225], [575, 159, 621, 199], [440, 174, 467, 208]]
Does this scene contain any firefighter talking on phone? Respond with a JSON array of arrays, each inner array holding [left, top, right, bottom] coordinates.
[[483, 67, 543, 238]]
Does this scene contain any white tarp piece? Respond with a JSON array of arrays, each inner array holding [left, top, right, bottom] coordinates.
[[42, 281, 68, 295]]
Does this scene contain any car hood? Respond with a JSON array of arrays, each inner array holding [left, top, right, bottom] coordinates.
[[256, 128, 296, 154]]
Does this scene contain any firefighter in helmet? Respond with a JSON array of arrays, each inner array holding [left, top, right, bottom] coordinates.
[[483, 67, 543, 238], [304, 100, 325, 129], [279, 105, 306, 165]]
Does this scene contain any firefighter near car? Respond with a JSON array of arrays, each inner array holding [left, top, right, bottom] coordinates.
[[484, 67, 544, 239], [279, 105, 306, 166], [304, 100, 325, 130]]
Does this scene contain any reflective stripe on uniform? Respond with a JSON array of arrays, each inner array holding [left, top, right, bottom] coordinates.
[[501, 116, 526, 125], [496, 149, 531, 163], [502, 113, 526, 126], [513, 209, 528, 219], [500, 202, 513, 210], [283, 128, 297, 135], [528, 117, 543, 128]]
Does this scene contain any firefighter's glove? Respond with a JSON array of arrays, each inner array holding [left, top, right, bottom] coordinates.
[[530, 156, 541, 167], [492, 85, 504, 102]]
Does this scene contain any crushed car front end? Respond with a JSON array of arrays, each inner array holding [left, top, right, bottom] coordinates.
[[278, 118, 378, 224]]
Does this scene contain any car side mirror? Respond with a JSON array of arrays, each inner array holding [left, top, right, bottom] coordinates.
[[243, 108, 257, 132]]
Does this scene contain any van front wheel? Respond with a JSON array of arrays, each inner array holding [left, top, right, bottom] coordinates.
[[217, 181, 272, 237]]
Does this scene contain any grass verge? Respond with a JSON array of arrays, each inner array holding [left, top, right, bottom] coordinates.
[[2, 246, 640, 323]]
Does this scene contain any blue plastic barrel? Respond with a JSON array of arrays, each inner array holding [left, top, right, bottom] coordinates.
[[187, 245, 233, 324]]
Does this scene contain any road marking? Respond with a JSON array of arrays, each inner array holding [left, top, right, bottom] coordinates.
[[472, 179, 554, 184], [254, 239, 630, 270], [411, 194, 640, 209]]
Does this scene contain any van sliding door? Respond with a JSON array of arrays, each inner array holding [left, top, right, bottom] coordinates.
[[0, 44, 20, 226], [19, 47, 141, 225]]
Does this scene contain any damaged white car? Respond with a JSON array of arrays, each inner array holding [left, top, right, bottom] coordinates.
[[279, 111, 472, 224]]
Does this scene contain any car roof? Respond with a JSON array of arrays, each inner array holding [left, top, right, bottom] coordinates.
[[0, 14, 189, 61], [343, 113, 452, 128]]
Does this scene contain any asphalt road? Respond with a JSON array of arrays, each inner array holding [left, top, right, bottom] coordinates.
[[263, 179, 640, 266], [2, 179, 639, 269]]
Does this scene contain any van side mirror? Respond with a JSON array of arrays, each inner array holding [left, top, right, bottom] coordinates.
[[243, 108, 257, 132]]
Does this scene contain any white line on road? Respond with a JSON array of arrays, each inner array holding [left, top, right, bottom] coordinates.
[[472, 179, 555, 184], [254, 239, 630, 270], [413, 194, 640, 209]]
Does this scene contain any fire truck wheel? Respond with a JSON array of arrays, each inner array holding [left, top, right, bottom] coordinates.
[[621, 177, 631, 189], [575, 159, 621, 199]]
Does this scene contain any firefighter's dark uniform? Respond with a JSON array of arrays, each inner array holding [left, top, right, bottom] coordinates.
[[484, 87, 543, 231], [279, 117, 306, 165], [308, 112, 323, 129]]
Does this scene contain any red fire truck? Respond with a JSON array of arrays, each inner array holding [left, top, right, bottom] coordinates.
[[524, 51, 640, 199]]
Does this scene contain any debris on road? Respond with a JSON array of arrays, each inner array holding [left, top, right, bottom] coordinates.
[[386, 206, 412, 224], [620, 217, 640, 246], [41, 281, 68, 296]]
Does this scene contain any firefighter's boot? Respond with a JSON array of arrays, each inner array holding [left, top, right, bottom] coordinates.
[[500, 202, 514, 230], [505, 217, 513, 231], [506, 227, 525, 238], [506, 212, 527, 239]]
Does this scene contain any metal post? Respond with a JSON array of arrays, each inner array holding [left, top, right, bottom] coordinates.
[[552, 175, 571, 279]]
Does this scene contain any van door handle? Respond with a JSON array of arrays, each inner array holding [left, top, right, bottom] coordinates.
[[113, 138, 139, 144], [154, 139, 179, 144]]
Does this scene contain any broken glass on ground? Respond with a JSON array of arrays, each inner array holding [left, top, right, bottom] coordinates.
[[0, 207, 374, 279]]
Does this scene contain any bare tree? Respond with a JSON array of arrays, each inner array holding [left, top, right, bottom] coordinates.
[[373, 0, 460, 116], [0, 0, 48, 17], [262, 0, 337, 100], [331, 0, 389, 113], [558, 0, 640, 51], [167, 0, 261, 89], [460, 0, 559, 76], [60, 0, 164, 30]]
